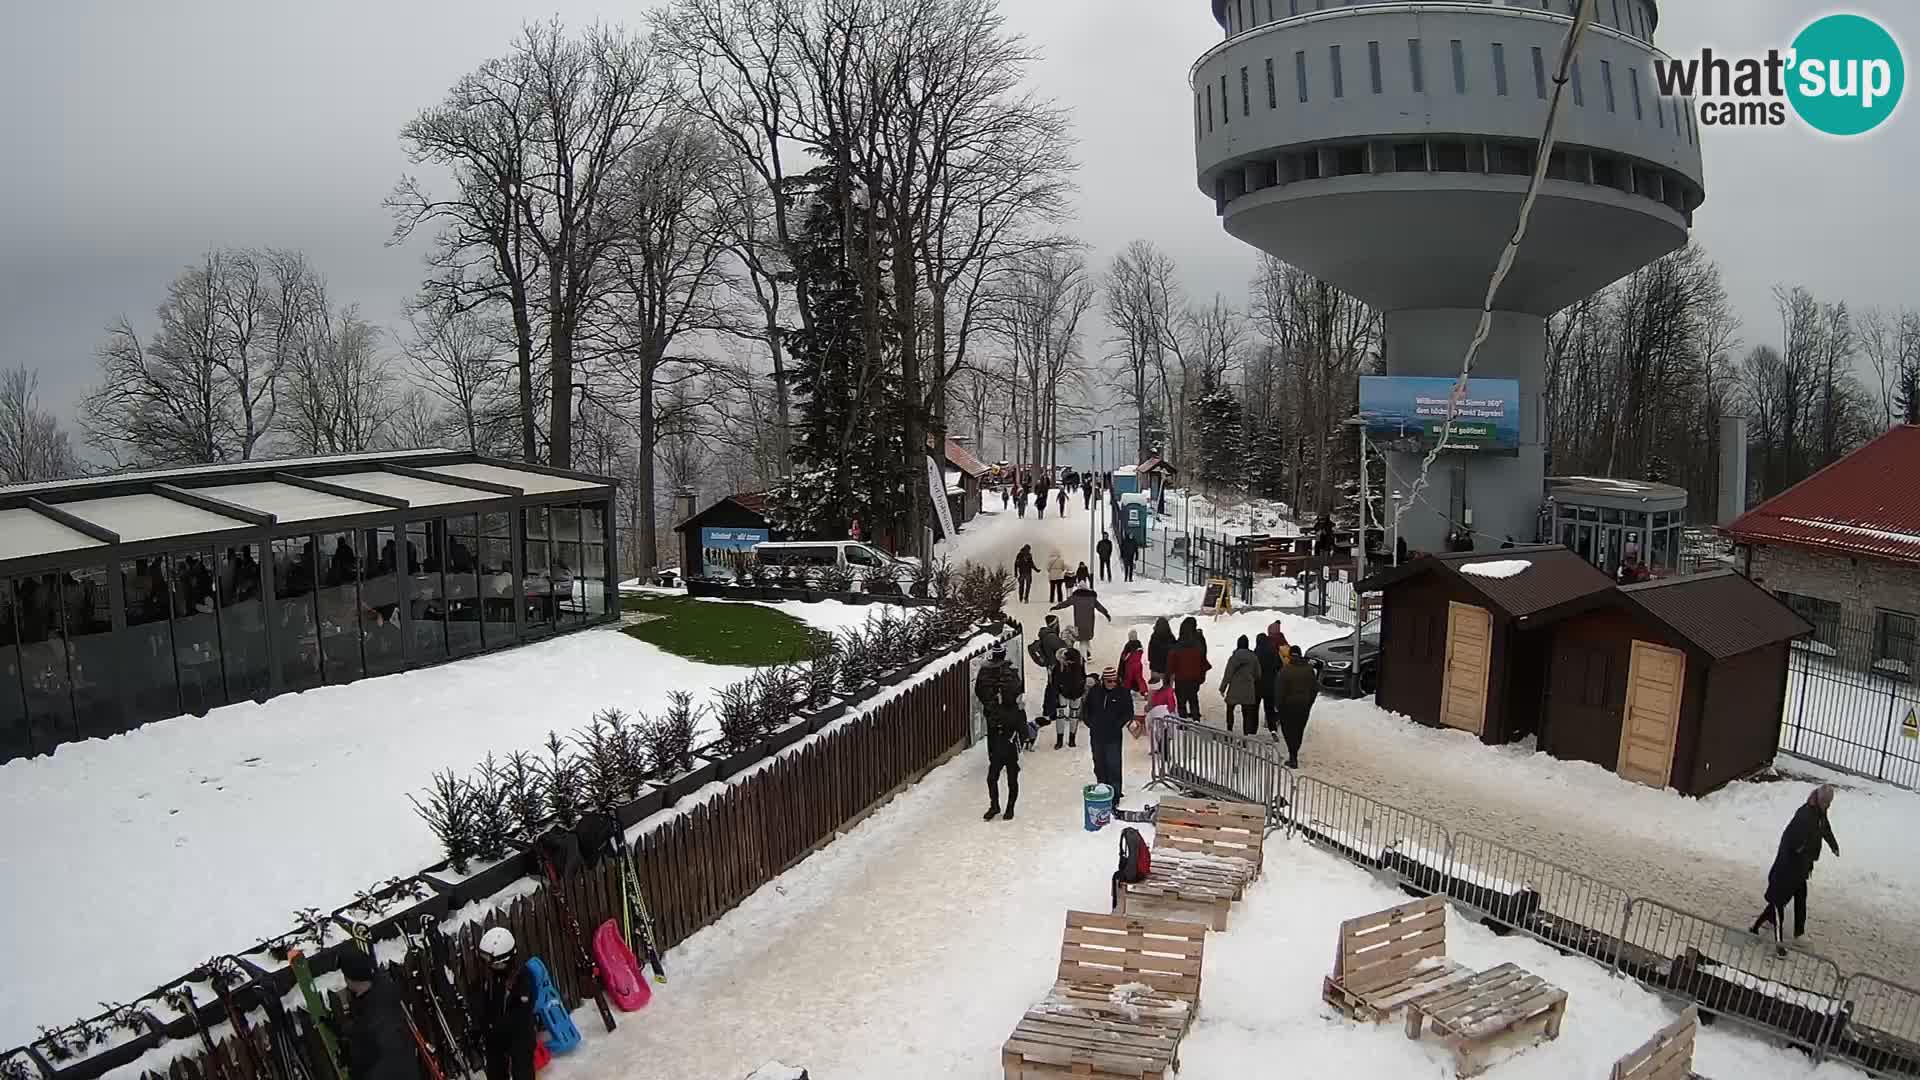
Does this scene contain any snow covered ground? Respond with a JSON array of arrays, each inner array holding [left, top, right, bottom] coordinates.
[[517, 732, 1860, 1079], [0, 599, 904, 1049]]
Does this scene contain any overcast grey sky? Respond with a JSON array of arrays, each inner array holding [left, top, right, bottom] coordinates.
[[1, 0, 1912, 430]]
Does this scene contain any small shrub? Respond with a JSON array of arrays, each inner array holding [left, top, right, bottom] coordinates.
[[469, 754, 513, 861], [838, 625, 877, 691], [538, 732, 586, 829], [930, 557, 954, 603], [573, 712, 628, 814], [36, 1027, 78, 1063], [806, 639, 842, 706], [815, 562, 854, 593], [500, 750, 547, 839], [860, 564, 901, 595], [714, 679, 763, 753], [5, 1052, 40, 1080], [292, 906, 332, 948], [955, 562, 1012, 622], [908, 560, 935, 598], [603, 708, 649, 794], [907, 609, 940, 655], [741, 559, 768, 587], [100, 1000, 146, 1037], [644, 691, 702, 775], [409, 769, 477, 872]]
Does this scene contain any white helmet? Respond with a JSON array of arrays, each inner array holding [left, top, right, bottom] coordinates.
[[479, 927, 515, 963]]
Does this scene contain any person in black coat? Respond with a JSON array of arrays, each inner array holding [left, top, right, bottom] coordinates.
[[1254, 633, 1282, 733], [1084, 667, 1134, 802], [1013, 545, 1037, 603], [1750, 785, 1840, 953], [1118, 533, 1139, 581], [1147, 617, 1175, 681], [336, 949, 422, 1080], [477, 929, 537, 1080], [1096, 535, 1113, 580], [1273, 645, 1320, 768], [975, 643, 1024, 820]]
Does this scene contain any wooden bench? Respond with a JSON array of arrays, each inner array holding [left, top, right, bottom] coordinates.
[[1002, 911, 1208, 1079], [1322, 894, 1478, 1023], [1115, 796, 1264, 929], [1610, 1007, 1703, 1080], [1405, 962, 1569, 1078]]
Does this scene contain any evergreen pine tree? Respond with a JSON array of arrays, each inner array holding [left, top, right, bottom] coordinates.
[[771, 167, 914, 539], [1192, 380, 1246, 491]]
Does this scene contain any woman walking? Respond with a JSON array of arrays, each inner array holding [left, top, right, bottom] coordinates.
[[1750, 785, 1840, 955], [1013, 545, 1037, 604], [1167, 617, 1211, 722], [1046, 550, 1069, 603], [1219, 634, 1261, 736], [1147, 617, 1175, 682]]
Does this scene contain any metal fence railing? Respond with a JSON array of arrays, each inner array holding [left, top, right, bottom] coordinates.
[[1152, 717, 1920, 1077], [1782, 615, 1920, 788]]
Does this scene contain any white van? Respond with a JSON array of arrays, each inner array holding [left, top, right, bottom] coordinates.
[[751, 540, 917, 586]]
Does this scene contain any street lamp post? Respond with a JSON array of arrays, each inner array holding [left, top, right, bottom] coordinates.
[[1345, 417, 1369, 691]]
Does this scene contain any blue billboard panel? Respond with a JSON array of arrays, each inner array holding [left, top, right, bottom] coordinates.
[[700, 526, 769, 578], [1358, 376, 1521, 456]]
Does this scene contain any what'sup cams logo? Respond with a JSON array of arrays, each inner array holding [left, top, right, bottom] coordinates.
[[1654, 13, 1905, 136]]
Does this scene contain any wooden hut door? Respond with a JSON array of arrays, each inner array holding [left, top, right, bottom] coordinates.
[[1440, 602, 1493, 736], [1617, 640, 1686, 789]]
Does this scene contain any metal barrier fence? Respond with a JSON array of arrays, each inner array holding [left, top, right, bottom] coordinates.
[[1153, 715, 1920, 1077]]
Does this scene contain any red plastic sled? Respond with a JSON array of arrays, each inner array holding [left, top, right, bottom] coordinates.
[[592, 918, 653, 1011], [534, 1040, 552, 1072]]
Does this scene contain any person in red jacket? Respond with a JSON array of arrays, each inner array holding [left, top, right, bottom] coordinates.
[[1118, 630, 1150, 694], [1166, 617, 1211, 722]]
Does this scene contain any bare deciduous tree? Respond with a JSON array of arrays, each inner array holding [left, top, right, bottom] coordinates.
[[402, 294, 510, 452], [0, 367, 79, 483]]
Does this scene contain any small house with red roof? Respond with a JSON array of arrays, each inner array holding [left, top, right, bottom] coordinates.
[[1722, 423, 1920, 674]]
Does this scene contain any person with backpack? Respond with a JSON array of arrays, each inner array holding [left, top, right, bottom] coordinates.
[[1032, 615, 1066, 730], [974, 642, 1024, 820], [1147, 617, 1175, 682], [477, 927, 537, 1080], [1085, 666, 1134, 802], [1167, 617, 1211, 722], [1220, 634, 1262, 736], [1095, 534, 1113, 581], [1013, 545, 1037, 604], [1118, 630, 1149, 694], [1112, 826, 1151, 911], [1051, 581, 1113, 647], [1046, 550, 1070, 603], [1051, 641, 1090, 749], [1273, 644, 1321, 768]]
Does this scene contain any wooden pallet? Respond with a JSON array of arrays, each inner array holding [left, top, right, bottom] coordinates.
[[1003, 911, 1209, 1079], [1001, 1008, 1179, 1079], [1404, 962, 1569, 1078], [1152, 795, 1267, 880], [1610, 1006, 1704, 1080], [1322, 894, 1477, 1023], [1114, 850, 1245, 930]]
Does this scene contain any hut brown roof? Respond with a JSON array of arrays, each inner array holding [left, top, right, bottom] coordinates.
[[1360, 545, 1617, 624], [1620, 570, 1812, 659]]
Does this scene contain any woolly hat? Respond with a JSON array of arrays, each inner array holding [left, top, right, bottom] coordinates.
[[337, 947, 376, 983], [1128, 629, 1140, 643], [1101, 666, 1119, 685]]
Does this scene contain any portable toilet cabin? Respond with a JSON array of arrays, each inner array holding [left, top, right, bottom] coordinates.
[[1110, 465, 1141, 496], [1120, 492, 1151, 548]]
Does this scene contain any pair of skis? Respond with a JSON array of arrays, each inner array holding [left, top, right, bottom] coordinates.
[[536, 846, 619, 1033], [178, 957, 314, 1080], [343, 923, 465, 1080], [604, 824, 667, 984]]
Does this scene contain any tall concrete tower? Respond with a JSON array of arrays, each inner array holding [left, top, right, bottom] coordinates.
[[1194, 0, 1703, 550]]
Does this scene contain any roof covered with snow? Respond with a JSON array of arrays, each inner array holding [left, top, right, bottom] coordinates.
[[0, 453, 617, 571], [1621, 570, 1812, 660], [1363, 545, 1616, 623], [1722, 424, 1920, 565]]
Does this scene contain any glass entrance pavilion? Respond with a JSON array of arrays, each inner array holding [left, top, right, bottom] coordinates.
[[1546, 476, 1688, 577]]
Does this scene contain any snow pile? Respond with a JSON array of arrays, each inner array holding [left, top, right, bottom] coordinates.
[[1461, 559, 1532, 579]]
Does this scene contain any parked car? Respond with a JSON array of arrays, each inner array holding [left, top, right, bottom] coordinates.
[[1303, 616, 1381, 696], [752, 540, 915, 589]]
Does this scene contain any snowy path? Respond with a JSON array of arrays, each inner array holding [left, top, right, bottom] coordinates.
[[552, 711, 1850, 1078], [946, 507, 1920, 993]]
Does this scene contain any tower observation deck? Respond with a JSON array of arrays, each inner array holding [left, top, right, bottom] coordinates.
[[1194, 0, 1704, 550]]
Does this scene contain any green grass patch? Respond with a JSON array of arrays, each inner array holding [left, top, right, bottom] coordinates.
[[619, 593, 817, 667]]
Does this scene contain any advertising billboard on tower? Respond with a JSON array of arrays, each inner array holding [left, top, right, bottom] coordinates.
[[1358, 376, 1521, 456]]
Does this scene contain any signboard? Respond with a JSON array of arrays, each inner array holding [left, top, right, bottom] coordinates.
[[1202, 578, 1232, 616], [699, 526, 768, 578], [927, 454, 958, 543], [1904, 707, 1918, 740], [1359, 375, 1521, 456]]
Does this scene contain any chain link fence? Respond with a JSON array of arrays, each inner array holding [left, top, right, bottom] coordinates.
[[1153, 719, 1920, 1076]]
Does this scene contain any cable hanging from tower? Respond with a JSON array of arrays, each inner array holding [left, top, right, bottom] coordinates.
[[1391, 0, 1600, 540]]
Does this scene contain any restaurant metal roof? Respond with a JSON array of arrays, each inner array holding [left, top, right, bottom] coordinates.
[[0, 451, 616, 573], [1722, 424, 1920, 566]]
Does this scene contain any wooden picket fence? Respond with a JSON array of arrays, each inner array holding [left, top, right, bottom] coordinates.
[[139, 653, 978, 1080]]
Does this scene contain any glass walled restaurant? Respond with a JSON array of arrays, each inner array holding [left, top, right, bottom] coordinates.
[[1545, 476, 1688, 576], [0, 451, 618, 763]]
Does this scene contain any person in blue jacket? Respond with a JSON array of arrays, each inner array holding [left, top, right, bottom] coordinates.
[[1083, 666, 1135, 803]]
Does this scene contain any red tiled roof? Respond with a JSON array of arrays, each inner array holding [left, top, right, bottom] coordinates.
[[673, 492, 769, 532], [942, 438, 989, 478], [1722, 425, 1920, 565]]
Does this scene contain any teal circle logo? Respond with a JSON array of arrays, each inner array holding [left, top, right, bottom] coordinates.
[[1787, 14, 1904, 136]]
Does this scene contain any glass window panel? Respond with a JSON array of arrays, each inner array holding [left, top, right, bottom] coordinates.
[[362, 526, 404, 677], [1651, 525, 1674, 570], [0, 581, 28, 761], [481, 511, 518, 644], [316, 530, 365, 684], [168, 549, 225, 716], [121, 557, 180, 727], [551, 506, 583, 627], [520, 508, 553, 635], [64, 565, 119, 738], [407, 520, 447, 663], [1601, 507, 1622, 523], [216, 544, 269, 702], [446, 516, 483, 656], [16, 574, 73, 748], [582, 503, 608, 618], [274, 536, 322, 692]]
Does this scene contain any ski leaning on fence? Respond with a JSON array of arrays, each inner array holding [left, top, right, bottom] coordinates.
[[289, 949, 347, 1080], [348, 923, 447, 1080], [207, 957, 275, 1080], [535, 846, 618, 1032], [605, 821, 667, 983], [402, 917, 475, 1077]]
